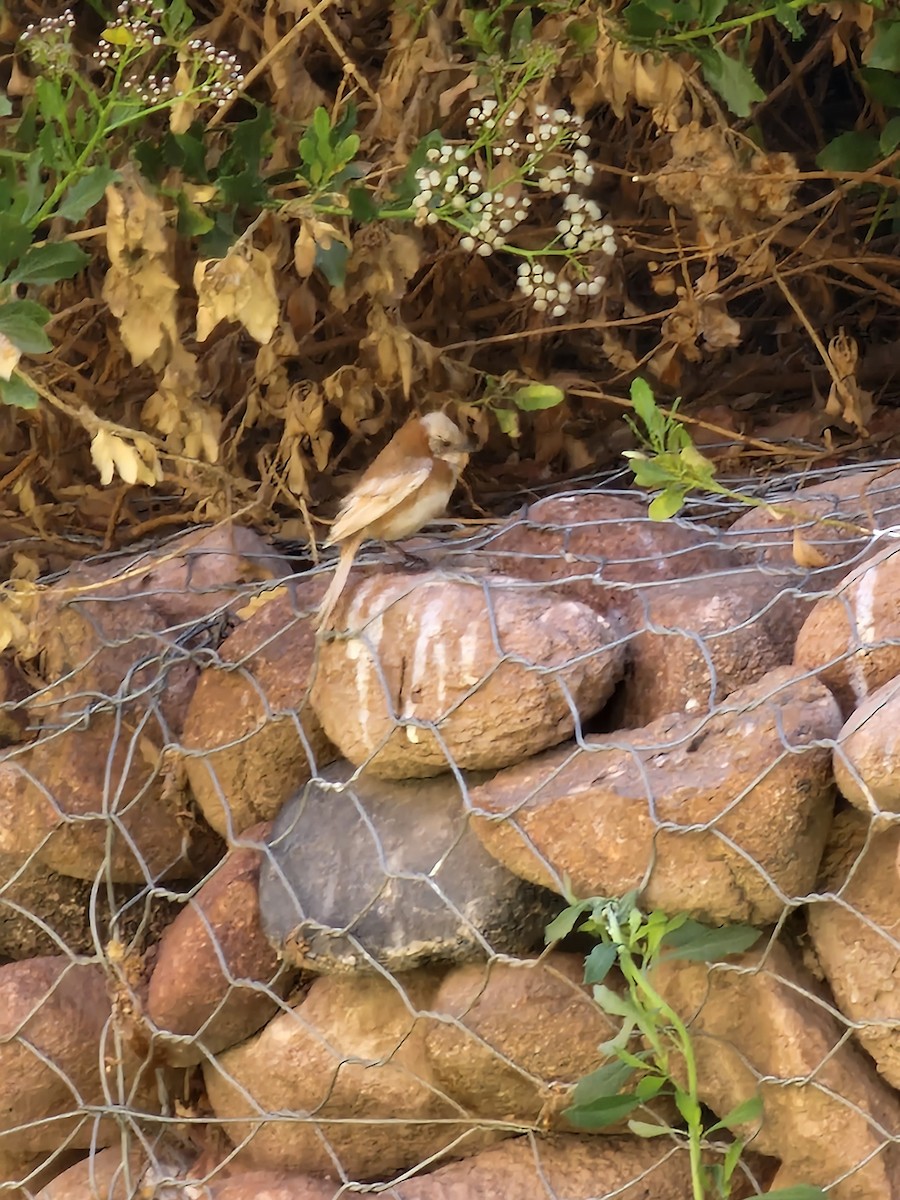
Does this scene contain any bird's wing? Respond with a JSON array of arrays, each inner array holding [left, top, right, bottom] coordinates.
[[326, 458, 432, 545]]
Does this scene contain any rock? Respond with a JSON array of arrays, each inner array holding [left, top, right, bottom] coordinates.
[[651, 940, 900, 1200], [310, 571, 625, 778], [181, 582, 336, 838], [259, 763, 558, 974], [203, 970, 495, 1178], [35, 1142, 194, 1200], [192, 1134, 766, 1199], [423, 954, 616, 1124], [833, 675, 900, 812], [0, 658, 30, 747], [0, 715, 222, 883], [725, 465, 900, 579], [147, 822, 298, 1066], [25, 526, 288, 739], [386, 1133, 763, 1200], [794, 543, 900, 716], [808, 812, 900, 1089], [621, 567, 803, 725], [0, 958, 166, 1156], [478, 493, 734, 617], [471, 667, 840, 924], [0, 854, 179, 960]]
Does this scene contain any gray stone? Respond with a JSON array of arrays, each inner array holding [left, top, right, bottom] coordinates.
[[259, 762, 560, 973]]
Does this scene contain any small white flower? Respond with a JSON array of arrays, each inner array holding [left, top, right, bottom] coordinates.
[[587, 277, 606, 295], [428, 170, 442, 188], [551, 304, 566, 317], [602, 236, 617, 255], [426, 211, 439, 224], [455, 147, 467, 161], [477, 243, 493, 256], [533, 298, 548, 312], [563, 233, 578, 249], [575, 281, 589, 295], [460, 236, 475, 252], [426, 148, 440, 163]]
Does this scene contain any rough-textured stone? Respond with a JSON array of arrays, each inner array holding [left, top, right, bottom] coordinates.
[[0, 958, 165, 1156], [424, 954, 616, 1123], [310, 570, 625, 778], [203, 970, 495, 1179], [24, 526, 288, 738], [147, 822, 298, 1066], [794, 543, 900, 716], [652, 940, 900, 1200], [191, 1135, 769, 1200], [478, 493, 734, 617], [471, 667, 840, 924], [181, 582, 336, 839], [0, 658, 30, 747], [833, 674, 900, 812], [0, 716, 222, 883], [808, 812, 900, 1089], [259, 763, 558, 974], [621, 567, 803, 725], [34, 1143, 194, 1200], [725, 465, 900, 578]]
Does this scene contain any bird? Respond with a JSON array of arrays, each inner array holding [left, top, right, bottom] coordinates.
[[315, 411, 475, 631]]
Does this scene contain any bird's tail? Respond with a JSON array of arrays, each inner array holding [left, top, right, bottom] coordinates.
[[315, 537, 362, 632]]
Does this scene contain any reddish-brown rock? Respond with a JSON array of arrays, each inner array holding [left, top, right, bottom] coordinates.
[[621, 567, 804, 725], [147, 822, 298, 1066], [0, 958, 165, 1156], [0, 715, 222, 882], [424, 954, 615, 1124], [808, 812, 900, 1089], [311, 571, 625, 778], [725, 466, 900, 575], [479, 492, 734, 617], [833, 675, 900, 812], [471, 667, 840, 924], [181, 583, 336, 838], [203, 970, 495, 1178], [652, 940, 900, 1200], [794, 543, 900, 716]]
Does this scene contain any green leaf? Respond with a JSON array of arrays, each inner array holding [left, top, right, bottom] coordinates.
[[570, 1060, 636, 1105], [866, 18, 900, 71], [58, 167, 120, 221], [564, 1091, 641, 1128], [512, 383, 565, 410], [697, 0, 729, 24], [160, 0, 195, 38], [627, 1119, 674, 1137], [566, 19, 597, 54], [629, 377, 664, 440], [634, 1073, 666, 1101], [10, 241, 89, 285], [648, 488, 687, 520], [660, 919, 761, 962], [881, 115, 900, 157], [0, 91, 11, 118], [817, 131, 880, 173], [774, 2, 805, 38], [0, 215, 33, 274], [621, 1, 668, 38], [859, 67, 900, 107], [707, 1093, 763, 1133], [545, 900, 593, 943], [0, 300, 51, 352], [315, 239, 350, 287], [674, 1088, 702, 1127], [0, 374, 39, 408], [175, 192, 215, 237], [34, 76, 67, 127], [494, 407, 520, 439], [694, 45, 765, 117], [510, 6, 533, 57], [583, 942, 617, 985], [763, 1189, 830, 1200], [349, 187, 379, 223]]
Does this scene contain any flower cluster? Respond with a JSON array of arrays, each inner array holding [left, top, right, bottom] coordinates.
[[21, 3, 243, 110], [19, 10, 77, 73], [412, 99, 615, 319]]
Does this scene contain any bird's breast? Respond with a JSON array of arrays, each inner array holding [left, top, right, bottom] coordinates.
[[370, 471, 455, 542]]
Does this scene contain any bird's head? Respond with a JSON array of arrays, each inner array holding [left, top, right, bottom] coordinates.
[[419, 411, 476, 474]]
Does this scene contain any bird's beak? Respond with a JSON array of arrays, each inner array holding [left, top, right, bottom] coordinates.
[[459, 431, 479, 453]]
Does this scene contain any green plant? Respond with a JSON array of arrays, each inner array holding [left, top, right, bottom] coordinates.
[[0, 0, 245, 407], [477, 377, 566, 438], [546, 892, 827, 1200]]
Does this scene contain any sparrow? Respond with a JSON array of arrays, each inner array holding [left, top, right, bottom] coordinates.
[[316, 411, 475, 631]]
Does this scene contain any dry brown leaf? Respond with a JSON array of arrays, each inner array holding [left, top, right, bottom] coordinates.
[[235, 584, 288, 622], [824, 331, 874, 434], [195, 244, 280, 344], [168, 62, 198, 135], [792, 529, 830, 569], [90, 429, 162, 488], [570, 19, 689, 130], [142, 343, 221, 463], [102, 168, 179, 366]]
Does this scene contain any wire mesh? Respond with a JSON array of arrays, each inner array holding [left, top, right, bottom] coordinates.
[[2, 462, 900, 1199]]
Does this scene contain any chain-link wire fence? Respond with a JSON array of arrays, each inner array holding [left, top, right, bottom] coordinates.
[[2, 460, 900, 1200]]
